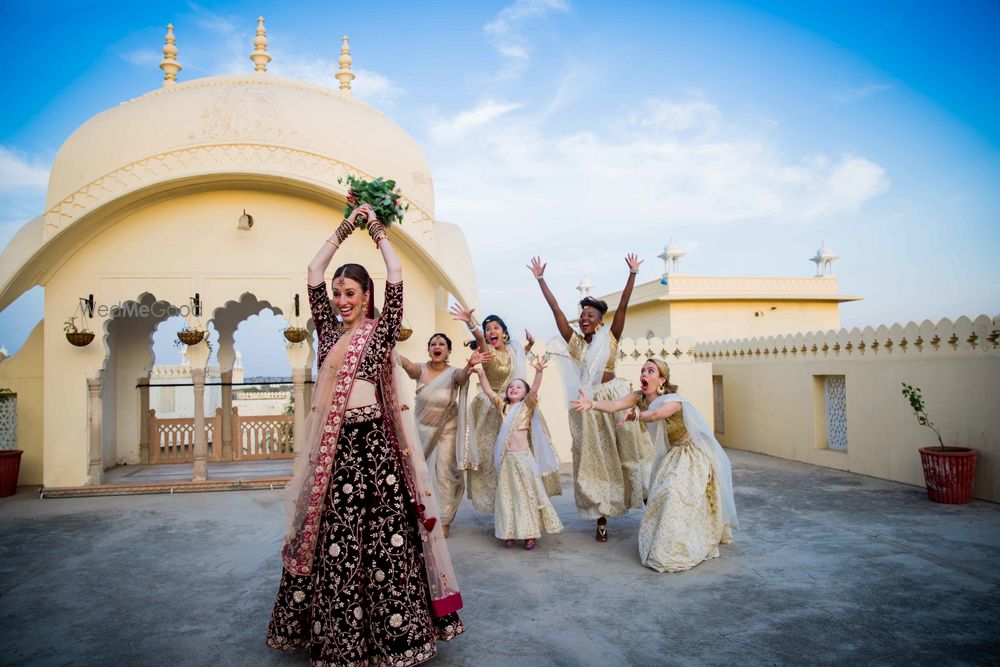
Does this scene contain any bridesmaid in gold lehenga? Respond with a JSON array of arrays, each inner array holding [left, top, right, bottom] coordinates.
[[572, 359, 738, 572], [530, 254, 652, 542], [449, 307, 561, 513], [399, 335, 488, 537]]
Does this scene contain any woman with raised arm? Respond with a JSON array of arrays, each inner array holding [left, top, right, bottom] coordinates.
[[449, 306, 561, 513], [571, 359, 738, 572], [267, 204, 464, 666], [399, 334, 489, 537], [530, 254, 652, 542]]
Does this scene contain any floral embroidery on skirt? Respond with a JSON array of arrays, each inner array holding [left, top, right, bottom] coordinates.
[[267, 405, 463, 666]]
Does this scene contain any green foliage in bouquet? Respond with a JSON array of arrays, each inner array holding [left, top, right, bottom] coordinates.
[[338, 175, 408, 228]]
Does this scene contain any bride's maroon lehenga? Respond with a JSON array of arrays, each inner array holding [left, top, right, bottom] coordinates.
[[266, 280, 463, 666]]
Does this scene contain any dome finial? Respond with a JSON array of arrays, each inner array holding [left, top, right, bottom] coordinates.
[[336, 35, 355, 93], [251, 16, 271, 72], [159, 23, 182, 86]]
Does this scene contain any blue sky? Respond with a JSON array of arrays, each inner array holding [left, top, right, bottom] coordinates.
[[1, 0, 998, 376]]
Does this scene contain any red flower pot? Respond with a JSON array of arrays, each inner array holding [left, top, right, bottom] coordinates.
[[919, 447, 977, 504], [0, 450, 23, 497]]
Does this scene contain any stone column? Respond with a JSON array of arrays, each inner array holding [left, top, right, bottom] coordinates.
[[291, 368, 308, 453], [220, 369, 234, 459], [87, 374, 104, 485], [138, 376, 150, 464], [191, 367, 208, 481]]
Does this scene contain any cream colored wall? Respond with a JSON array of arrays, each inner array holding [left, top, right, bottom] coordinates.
[[607, 300, 841, 342], [0, 321, 44, 485], [698, 315, 1000, 502], [40, 188, 456, 487]]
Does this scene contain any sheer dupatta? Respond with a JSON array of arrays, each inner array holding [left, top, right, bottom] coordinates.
[[548, 326, 612, 407], [280, 321, 463, 617], [651, 393, 739, 534], [455, 337, 526, 470], [413, 365, 469, 465], [492, 401, 561, 476], [282, 318, 378, 576], [384, 354, 463, 616]]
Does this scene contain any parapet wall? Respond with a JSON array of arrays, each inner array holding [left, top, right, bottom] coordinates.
[[693, 314, 1000, 502]]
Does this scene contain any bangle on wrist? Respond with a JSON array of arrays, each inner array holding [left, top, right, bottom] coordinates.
[[535, 275, 544, 281], [629, 269, 638, 274], [326, 238, 338, 247]]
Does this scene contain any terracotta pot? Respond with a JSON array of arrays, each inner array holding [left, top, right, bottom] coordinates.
[[919, 447, 977, 504], [283, 327, 309, 343], [177, 330, 206, 345], [66, 331, 95, 347], [0, 450, 22, 497]]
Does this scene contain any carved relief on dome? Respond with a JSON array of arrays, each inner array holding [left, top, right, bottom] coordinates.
[[200, 87, 283, 142]]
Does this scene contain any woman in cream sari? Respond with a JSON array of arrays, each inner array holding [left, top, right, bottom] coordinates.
[[399, 334, 487, 537], [449, 308, 561, 513], [572, 359, 738, 572], [530, 254, 652, 542]]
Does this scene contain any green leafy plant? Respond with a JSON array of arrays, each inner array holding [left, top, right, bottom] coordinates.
[[338, 175, 408, 228], [63, 316, 91, 334], [901, 382, 945, 448]]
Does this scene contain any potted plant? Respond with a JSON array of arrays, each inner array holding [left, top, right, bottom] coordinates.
[[901, 382, 977, 504], [0, 387, 21, 498], [64, 316, 95, 347]]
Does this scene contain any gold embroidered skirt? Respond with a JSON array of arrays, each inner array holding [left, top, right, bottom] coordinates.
[[494, 449, 564, 540], [569, 377, 653, 519], [638, 436, 730, 573]]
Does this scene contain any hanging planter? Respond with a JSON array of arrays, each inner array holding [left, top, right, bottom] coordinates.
[[177, 329, 206, 346], [397, 325, 413, 342], [64, 316, 95, 347], [283, 327, 309, 343]]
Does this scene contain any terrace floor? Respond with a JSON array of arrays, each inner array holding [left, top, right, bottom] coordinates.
[[1, 450, 998, 666]]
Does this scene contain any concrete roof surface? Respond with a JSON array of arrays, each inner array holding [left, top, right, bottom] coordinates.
[[1, 449, 998, 666]]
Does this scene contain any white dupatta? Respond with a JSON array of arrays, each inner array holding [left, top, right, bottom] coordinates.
[[455, 336, 528, 470], [548, 326, 612, 407], [648, 393, 739, 532], [492, 401, 561, 476], [413, 364, 469, 462]]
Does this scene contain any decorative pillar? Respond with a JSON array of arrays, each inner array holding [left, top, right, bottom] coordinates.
[[191, 367, 207, 481], [159, 24, 181, 86], [251, 16, 271, 72], [291, 368, 308, 453], [87, 374, 104, 485], [138, 376, 150, 464], [220, 370, 234, 459], [336, 36, 355, 92]]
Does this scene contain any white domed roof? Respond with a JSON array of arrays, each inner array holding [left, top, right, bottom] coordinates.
[[45, 74, 435, 222]]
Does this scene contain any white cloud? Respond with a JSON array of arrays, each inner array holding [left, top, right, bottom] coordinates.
[[121, 49, 161, 67], [483, 0, 571, 81], [429, 99, 524, 142], [830, 83, 893, 104], [424, 94, 890, 325], [0, 147, 49, 191], [484, 0, 571, 37], [270, 52, 403, 106]]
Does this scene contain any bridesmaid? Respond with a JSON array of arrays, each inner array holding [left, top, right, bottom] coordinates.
[[529, 254, 652, 542], [449, 306, 561, 513], [572, 359, 738, 572], [399, 335, 488, 537]]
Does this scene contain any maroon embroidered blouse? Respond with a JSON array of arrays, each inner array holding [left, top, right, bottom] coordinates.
[[307, 280, 403, 382]]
